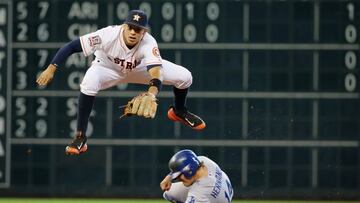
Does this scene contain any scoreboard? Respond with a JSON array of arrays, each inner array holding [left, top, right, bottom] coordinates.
[[0, 0, 359, 197], [0, 0, 10, 187]]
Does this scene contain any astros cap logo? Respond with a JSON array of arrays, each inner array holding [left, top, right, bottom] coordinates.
[[124, 10, 149, 29], [133, 14, 141, 21]]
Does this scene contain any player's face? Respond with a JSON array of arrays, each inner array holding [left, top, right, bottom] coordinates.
[[123, 24, 146, 46], [177, 174, 195, 187]]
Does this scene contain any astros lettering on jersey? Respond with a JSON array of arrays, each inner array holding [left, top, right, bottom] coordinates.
[[80, 25, 162, 72]]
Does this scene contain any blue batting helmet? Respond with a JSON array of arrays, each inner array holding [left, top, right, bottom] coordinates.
[[168, 149, 201, 180]]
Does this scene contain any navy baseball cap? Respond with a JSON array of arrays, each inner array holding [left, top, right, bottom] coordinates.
[[124, 10, 149, 29]]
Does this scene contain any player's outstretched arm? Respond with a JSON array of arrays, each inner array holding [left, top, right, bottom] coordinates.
[[160, 174, 172, 191], [36, 39, 83, 86], [142, 66, 162, 118], [147, 66, 162, 96]]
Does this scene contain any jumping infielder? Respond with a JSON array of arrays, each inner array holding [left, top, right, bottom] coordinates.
[[36, 10, 206, 155], [160, 149, 234, 203]]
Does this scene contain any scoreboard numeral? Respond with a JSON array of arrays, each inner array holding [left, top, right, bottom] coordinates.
[[344, 2, 357, 92], [16, 23, 28, 41], [16, 49, 27, 68], [15, 98, 26, 116], [116, 2, 129, 20], [206, 3, 219, 42], [36, 97, 48, 116], [183, 24, 196, 42], [66, 98, 77, 116], [37, 50, 49, 67], [207, 2, 220, 21], [345, 25, 357, 43], [15, 119, 26, 138], [35, 119, 47, 138], [162, 2, 175, 20], [38, 1, 49, 19], [15, 71, 27, 90], [161, 2, 175, 42], [206, 24, 219, 42], [0, 3, 8, 187], [16, 2, 27, 20], [345, 51, 356, 70], [344, 74, 356, 92], [37, 23, 49, 42], [347, 3, 354, 21], [185, 3, 194, 20], [161, 24, 174, 42]]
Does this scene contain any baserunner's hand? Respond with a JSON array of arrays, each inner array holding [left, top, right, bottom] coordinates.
[[160, 175, 172, 191]]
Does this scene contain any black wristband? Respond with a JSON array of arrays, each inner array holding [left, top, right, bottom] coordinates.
[[149, 78, 162, 91]]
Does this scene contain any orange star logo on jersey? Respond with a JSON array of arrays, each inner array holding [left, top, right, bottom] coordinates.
[[133, 14, 141, 21]]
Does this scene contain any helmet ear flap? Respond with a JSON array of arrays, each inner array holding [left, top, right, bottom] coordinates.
[[168, 149, 200, 180]]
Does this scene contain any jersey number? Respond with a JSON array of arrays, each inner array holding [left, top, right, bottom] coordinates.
[[224, 179, 233, 203]]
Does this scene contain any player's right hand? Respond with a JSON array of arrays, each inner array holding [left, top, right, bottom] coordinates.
[[36, 64, 57, 86], [160, 175, 172, 191]]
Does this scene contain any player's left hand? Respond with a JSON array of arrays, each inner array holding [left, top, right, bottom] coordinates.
[[36, 64, 57, 86], [120, 92, 158, 118]]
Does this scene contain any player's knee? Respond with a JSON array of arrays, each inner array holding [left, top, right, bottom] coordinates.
[[175, 70, 192, 89], [163, 192, 184, 203], [80, 83, 99, 96]]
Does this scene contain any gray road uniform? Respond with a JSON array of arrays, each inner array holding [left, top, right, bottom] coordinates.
[[164, 156, 233, 203]]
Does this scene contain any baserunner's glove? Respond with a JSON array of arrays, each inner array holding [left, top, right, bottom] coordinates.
[[120, 92, 158, 119]]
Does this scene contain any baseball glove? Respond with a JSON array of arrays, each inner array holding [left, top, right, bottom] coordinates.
[[120, 92, 158, 119]]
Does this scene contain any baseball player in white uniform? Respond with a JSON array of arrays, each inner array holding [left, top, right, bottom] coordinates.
[[160, 149, 234, 203], [36, 10, 206, 155]]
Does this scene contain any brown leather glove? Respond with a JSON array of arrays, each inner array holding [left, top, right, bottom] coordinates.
[[120, 92, 158, 119]]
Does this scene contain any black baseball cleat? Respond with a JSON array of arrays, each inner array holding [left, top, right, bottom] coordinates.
[[167, 106, 206, 131], [65, 131, 88, 155]]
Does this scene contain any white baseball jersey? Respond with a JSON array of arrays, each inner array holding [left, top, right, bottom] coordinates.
[[77, 25, 193, 96], [80, 25, 162, 72], [164, 156, 234, 203]]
